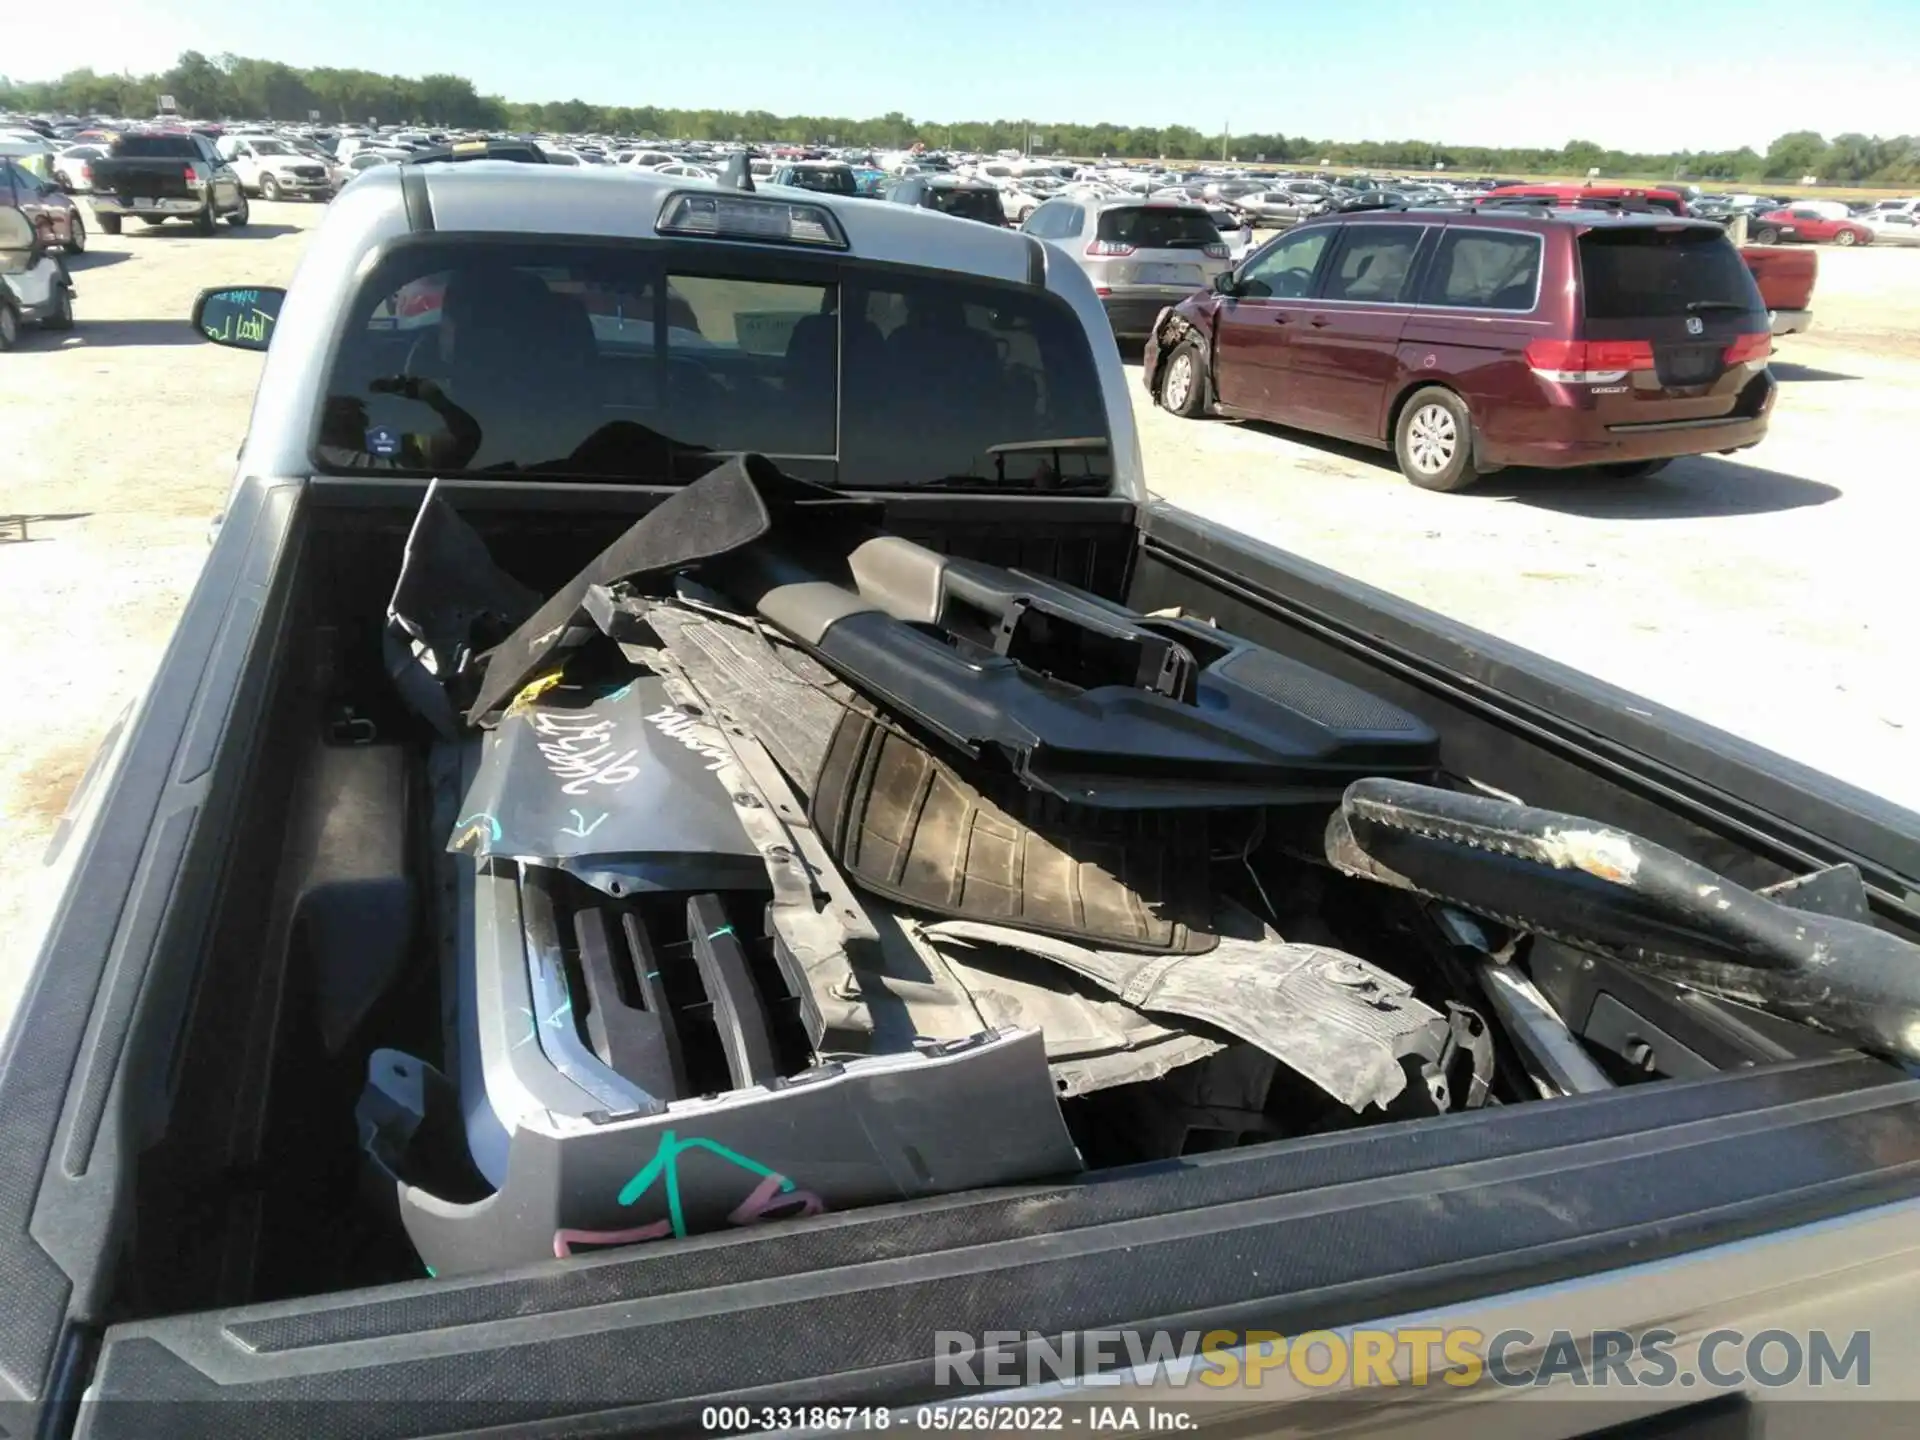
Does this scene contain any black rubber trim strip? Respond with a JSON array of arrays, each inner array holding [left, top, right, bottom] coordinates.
[[399, 167, 433, 232], [73, 1056, 1920, 1440]]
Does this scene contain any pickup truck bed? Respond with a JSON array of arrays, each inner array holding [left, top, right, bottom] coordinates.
[[9, 165, 1916, 1438], [12, 475, 1920, 1438], [87, 137, 247, 234]]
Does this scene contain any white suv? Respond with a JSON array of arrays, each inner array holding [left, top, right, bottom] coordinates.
[[215, 136, 334, 201]]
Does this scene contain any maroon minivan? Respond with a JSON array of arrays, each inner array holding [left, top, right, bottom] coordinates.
[[1141, 205, 1776, 491]]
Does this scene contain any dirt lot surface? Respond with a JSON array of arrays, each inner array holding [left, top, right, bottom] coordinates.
[[1, 202, 1915, 1029]]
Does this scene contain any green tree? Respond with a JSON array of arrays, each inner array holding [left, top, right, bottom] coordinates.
[[1762, 130, 1829, 180]]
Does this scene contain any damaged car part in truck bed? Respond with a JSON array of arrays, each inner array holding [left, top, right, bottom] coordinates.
[[351, 467, 1533, 1273], [364, 457, 1908, 1280], [1326, 776, 1920, 1063]]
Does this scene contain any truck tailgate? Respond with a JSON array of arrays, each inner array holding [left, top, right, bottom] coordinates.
[[1742, 245, 1818, 313], [90, 159, 198, 199], [70, 1054, 1920, 1439]]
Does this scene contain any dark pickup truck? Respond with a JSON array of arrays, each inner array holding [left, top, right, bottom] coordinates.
[[7, 165, 1920, 1440], [86, 131, 250, 235]]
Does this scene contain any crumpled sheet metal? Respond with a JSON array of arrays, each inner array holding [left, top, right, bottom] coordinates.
[[447, 674, 766, 896], [922, 903, 1451, 1113]]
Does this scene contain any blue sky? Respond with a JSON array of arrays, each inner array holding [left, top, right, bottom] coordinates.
[[31, 0, 1920, 153]]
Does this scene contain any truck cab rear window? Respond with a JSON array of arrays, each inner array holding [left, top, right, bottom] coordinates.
[[316, 241, 1109, 490], [1579, 228, 1758, 320], [113, 134, 201, 158]]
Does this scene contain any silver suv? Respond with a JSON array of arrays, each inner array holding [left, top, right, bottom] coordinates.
[[1021, 197, 1230, 339]]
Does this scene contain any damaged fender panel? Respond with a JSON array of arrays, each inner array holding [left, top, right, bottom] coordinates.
[[1148, 309, 1208, 397], [921, 902, 1452, 1113], [1328, 777, 1920, 1063]]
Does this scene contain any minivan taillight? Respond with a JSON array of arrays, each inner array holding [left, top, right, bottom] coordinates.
[[1086, 239, 1135, 257], [183, 163, 197, 182], [1525, 338, 1657, 383], [1723, 332, 1772, 365], [1202, 242, 1229, 259]]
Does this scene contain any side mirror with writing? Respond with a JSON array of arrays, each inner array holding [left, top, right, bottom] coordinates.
[[191, 285, 286, 350]]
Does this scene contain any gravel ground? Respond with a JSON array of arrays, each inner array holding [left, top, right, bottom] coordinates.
[[0, 201, 1914, 1029]]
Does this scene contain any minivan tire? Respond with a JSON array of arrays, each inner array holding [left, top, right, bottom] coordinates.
[[1394, 387, 1479, 492], [1596, 459, 1671, 479], [97, 213, 121, 235], [1159, 341, 1209, 418]]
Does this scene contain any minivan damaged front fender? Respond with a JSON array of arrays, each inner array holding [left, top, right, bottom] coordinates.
[[1146, 308, 1210, 400]]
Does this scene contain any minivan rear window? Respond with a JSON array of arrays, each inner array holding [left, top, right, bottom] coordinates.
[[928, 187, 1007, 225], [1097, 207, 1221, 250], [1579, 228, 1758, 320]]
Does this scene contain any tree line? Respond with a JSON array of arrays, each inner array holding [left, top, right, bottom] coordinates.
[[5, 52, 1917, 186]]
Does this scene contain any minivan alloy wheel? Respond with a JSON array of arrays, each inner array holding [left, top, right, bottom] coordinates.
[[1164, 353, 1194, 411], [1405, 403, 1458, 474]]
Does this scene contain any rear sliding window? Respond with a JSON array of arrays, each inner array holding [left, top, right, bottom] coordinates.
[[927, 187, 1006, 225], [1096, 207, 1221, 249], [1579, 227, 1758, 320], [315, 241, 1110, 492], [1423, 229, 1542, 310], [113, 135, 199, 158]]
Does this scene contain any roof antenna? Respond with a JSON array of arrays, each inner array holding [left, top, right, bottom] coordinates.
[[719, 148, 758, 193]]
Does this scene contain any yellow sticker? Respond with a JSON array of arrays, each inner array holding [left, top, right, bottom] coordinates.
[[506, 672, 565, 714]]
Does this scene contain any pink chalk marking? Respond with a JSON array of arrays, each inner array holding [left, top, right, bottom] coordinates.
[[729, 1172, 827, 1225], [552, 1219, 673, 1258], [555, 1170, 829, 1260]]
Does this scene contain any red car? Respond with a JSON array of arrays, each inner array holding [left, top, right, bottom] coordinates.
[[1141, 204, 1775, 492], [1751, 207, 1875, 247]]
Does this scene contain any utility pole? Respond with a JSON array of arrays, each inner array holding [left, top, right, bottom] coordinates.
[[1221, 119, 1229, 163]]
